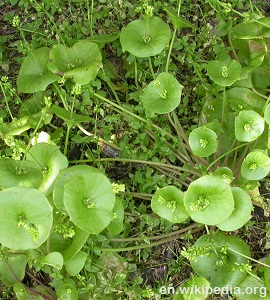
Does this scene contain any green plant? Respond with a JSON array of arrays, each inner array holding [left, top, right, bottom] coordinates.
[[1, 0, 270, 299]]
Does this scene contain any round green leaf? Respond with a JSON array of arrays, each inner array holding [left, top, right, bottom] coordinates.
[[190, 232, 250, 288], [63, 173, 116, 234], [213, 167, 234, 184], [17, 47, 60, 93], [64, 250, 87, 276], [26, 143, 68, 195], [106, 198, 124, 235], [233, 275, 269, 299], [56, 284, 78, 300], [0, 254, 27, 287], [207, 60, 242, 86], [235, 110, 264, 142], [142, 72, 183, 114], [264, 103, 270, 126], [241, 151, 270, 180], [174, 276, 210, 300], [48, 41, 102, 85], [0, 158, 42, 189], [217, 187, 252, 231], [41, 252, 63, 270], [189, 127, 218, 157], [0, 187, 53, 250], [184, 175, 234, 225], [120, 17, 171, 57], [151, 186, 189, 223], [53, 165, 103, 213]]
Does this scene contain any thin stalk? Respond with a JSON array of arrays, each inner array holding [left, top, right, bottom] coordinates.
[[0, 81, 14, 121], [207, 142, 249, 171], [134, 58, 139, 89], [100, 226, 202, 252], [53, 83, 69, 109], [148, 57, 155, 79], [119, 191, 152, 200], [110, 223, 200, 242], [154, 166, 190, 187], [104, 72, 122, 106], [166, 29, 177, 73], [63, 95, 76, 156], [70, 157, 201, 176]]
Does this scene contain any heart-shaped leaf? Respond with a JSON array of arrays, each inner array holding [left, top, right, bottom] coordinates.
[[0, 187, 53, 250], [63, 173, 116, 234], [217, 187, 252, 231], [64, 250, 87, 276], [207, 60, 242, 86], [17, 47, 60, 93], [48, 41, 102, 85], [184, 175, 234, 225], [142, 72, 183, 114], [241, 151, 270, 180], [190, 232, 250, 288], [120, 17, 171, 57], [189, 126, 218, 157], [106, 198, 124, 235], [151, 186, 189, 223], [235, 110, 264, 142]]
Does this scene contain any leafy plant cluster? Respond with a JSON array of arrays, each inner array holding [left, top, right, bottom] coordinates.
[[1, 0, 270, 299]]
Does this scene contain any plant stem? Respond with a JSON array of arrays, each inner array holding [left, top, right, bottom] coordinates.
[[0, 81, 14, 121], [148, 57, 155, 79], [166, 29, 176, 73], [70, 157, 201, 176], [100, 225, 202, 252], [110, 223, 201, 242]]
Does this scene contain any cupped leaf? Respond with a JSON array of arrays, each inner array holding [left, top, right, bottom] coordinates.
[[189, 127, 218, 157], [53, 165, 103, 213], [51, 104, 91, 127], [173, 275, 210, 300], [233, 275, 269, 299], [142, 72, 183, 114], [217, 187, 252, 231], [41, 252, 63, 270], [213, 167, 234, 184], [56, 284, 78, 300], [64, 250, 87, 276], [107, 198, 124, 235], [63, 173, 116, 234], [0, 253, 27, 286], [235, 110, 264, 142], [26, 143, 68, 195], [151, 186, 189, 223], [17, 47, 60, 93], [226, 88, 265, 110], [48, 41, 102, 85], [164, 6, 197, 30], [0, 158, 43, 189], [184, 175, 234, 225], [207, 60, 242, 86], [241, 151, 270, 180], [228, 97, 253, 112], [0, 187, 53, 250], [264, 103, 270, 126], [120, 17, 171, 57], [190, 232, 250, 288]]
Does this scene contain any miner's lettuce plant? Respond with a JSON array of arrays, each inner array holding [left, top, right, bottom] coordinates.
[[1, 0, 270, 299]]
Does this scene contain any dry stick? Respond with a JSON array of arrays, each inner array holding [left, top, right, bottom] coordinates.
[[110, 223, 200, 242]]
